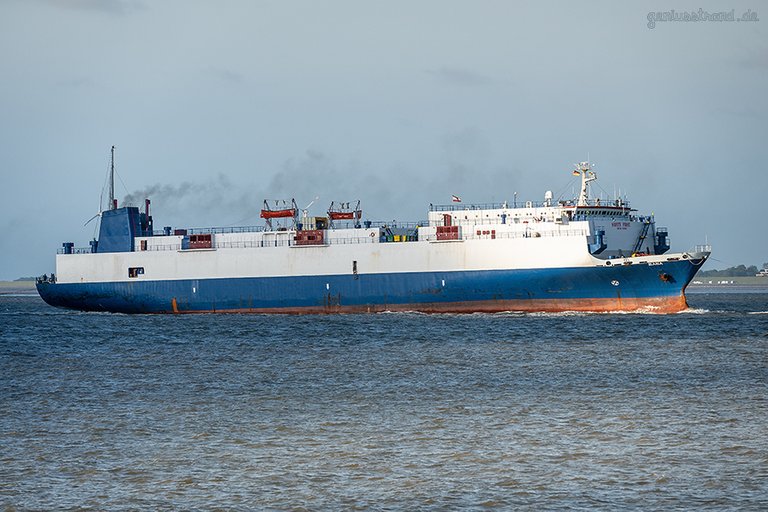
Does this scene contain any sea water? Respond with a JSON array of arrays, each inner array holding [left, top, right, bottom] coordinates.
[[1, 293, 766, 510]]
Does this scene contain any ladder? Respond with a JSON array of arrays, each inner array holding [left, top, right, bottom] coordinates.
[[632, 221, 652, 255]]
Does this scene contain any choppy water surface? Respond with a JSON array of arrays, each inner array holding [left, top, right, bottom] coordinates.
[[1, 293, 767, 510]]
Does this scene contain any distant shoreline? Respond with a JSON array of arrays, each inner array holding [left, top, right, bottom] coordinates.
[[690, 276, 768, 286], [687, 284, 768, 294], [0, 281, 37, 294]]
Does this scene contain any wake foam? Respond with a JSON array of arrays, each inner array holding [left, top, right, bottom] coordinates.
[[677, 307, 711, 314]]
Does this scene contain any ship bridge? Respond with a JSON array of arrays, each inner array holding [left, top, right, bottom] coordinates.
[[427, 161, 670, 258]]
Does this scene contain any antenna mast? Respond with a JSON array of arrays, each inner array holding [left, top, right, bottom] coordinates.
[[574, 161, 597, 206], [109, 145, 117, 210]]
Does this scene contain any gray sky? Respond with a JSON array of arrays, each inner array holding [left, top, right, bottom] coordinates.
[[0, 0, 765, 280]]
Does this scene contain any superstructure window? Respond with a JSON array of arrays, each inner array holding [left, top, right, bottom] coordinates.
[[128, 267, 145, 278]]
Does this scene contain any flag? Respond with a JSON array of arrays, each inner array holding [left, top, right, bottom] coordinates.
[[572, 170, 581, 176], [451, 195, 461, 202]]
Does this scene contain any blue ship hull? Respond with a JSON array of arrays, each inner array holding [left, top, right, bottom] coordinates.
[[37, 257, 705, 314]]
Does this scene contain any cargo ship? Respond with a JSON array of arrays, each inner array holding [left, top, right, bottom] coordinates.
[[36, 150, 710, 314]]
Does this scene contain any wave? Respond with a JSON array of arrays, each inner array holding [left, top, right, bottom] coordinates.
[[525, 307, 662, 317], [376, 307, 720, 317], [677, 307, 711, 314]]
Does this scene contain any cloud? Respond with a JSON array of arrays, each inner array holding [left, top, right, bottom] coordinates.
[[440, 128, 489, 184], [121, 174, 258, 226], [37, 0, 146, 15], [118, 152, 401, 227], [426, 67, 492, 87], [737, 50, 768, 69], [268, 150, 394, 213], [208, 67, 247, 84], [55, 77, 95, 88]]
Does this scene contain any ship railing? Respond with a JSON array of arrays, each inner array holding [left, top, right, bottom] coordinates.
[[328, 237, 378, 245], [56, 247, 94, 254], [143, 244, 183, 251], [60, 237, 381, 254], [691, 244, 712, 253], [430, 199, 631, 212], [572, 198, 631, 209], [152, 225, 267, 236], [420, 228, 589, 242], [62, 228, 590, 255], [215, 237, 379, 249], [214, 239, 292, 249], [431, 202, 518, 212], [216, 239, 291, 249], [427, 217, 593, 228], [190, 225, 267, 235], [571, 214, 642, 222], [330, 220, 427, 230], [427, 218, 564, 227], [150, 222, 429, 236], [140, 240, 295, 250]]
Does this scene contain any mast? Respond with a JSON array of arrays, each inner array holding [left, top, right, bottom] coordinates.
[[574, 161, 597, 206], [109, 145, 116, 210]]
